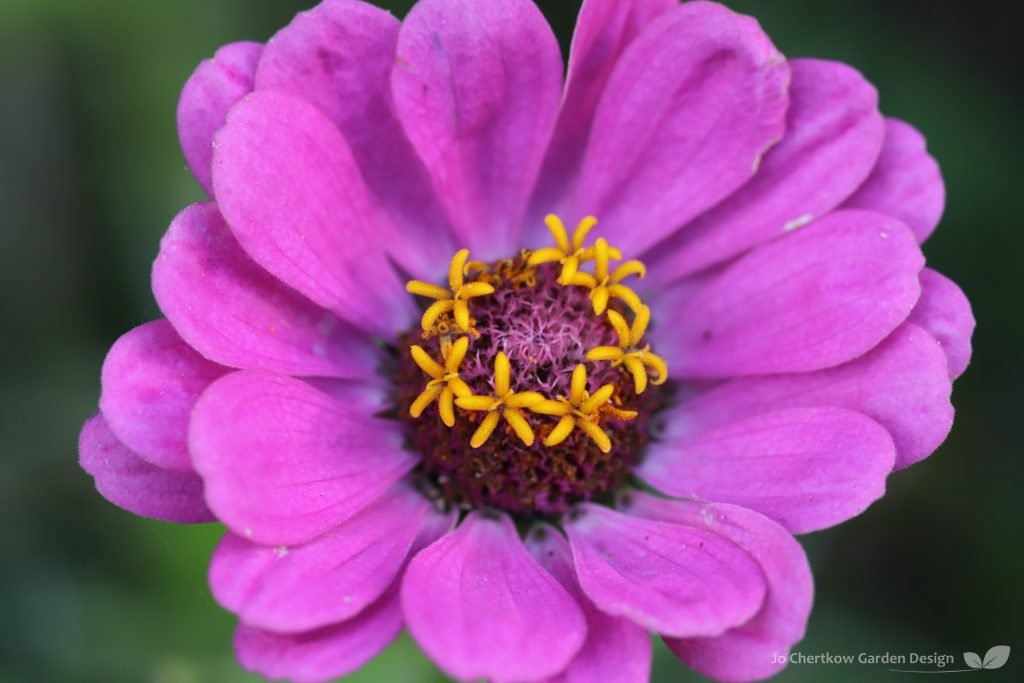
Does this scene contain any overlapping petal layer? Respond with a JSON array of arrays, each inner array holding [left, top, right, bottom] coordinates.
[[210, 483, 433, 632], [626, 494, 813, 683], [642, 58, 885, 287], [212, 90, 413, 337], [909, 268, 975, 379], [565, 1, 790, 255], [528, 0, 677, 236], [402, 512, 587, 681], [843, 118, 946, 243], [654, 210, 924, 377], [639, 407, 895, 533], [519, 527, 653, 683], [177, 41, 262, 195], [100, 318, 227, 472], [190, 371, 416, 546], [234, 586, 404, 683], [255, 0, 455, 279], [153, 202, 378, 379], [79, 414, 214, 523], [658, 323, 953, 470], [392, 0, 564, 257], [232, 503, 454, 682], [565, 504, 767, 638]]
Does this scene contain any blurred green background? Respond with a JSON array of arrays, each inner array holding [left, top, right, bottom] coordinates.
[[1, 1, 1020, 681]]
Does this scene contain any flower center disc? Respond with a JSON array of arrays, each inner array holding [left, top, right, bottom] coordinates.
[[394, 249, 667, 517]]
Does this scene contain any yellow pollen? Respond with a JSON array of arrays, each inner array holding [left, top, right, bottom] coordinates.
[[406, 249, 495, 334], [560, 237, 646, 315], [454, 352, 545, 448], [586, 306, 669, 394], [527, 215, 623, 286], [409, 336, 473, 427], [404, 221, 667, 456], [531, 364, 634, 453]]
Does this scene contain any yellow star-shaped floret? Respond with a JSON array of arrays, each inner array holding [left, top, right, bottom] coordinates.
[[406, 249, 495, 333], [527, 215, 623, 285], [586, 306, 668, 394], [409, 336, 473, 427], [563, 237, 646, 315], [532, 364, 637, 453], [454, 352, 545, 448]]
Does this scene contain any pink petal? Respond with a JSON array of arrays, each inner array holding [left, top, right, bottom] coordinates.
[[177, 42, 261, 195], [565, 503, 766, 639], [666, 323, 953, 470], [232, 498, 453, 683], [517, 526, 651, 683], [643, 58, 885, 286], [79, 414, 214, 523], [402, 511, 587, 682], [391, 0, 563, 258], [654, 209, 924, 377], [99, 319, 227, 472], [306, 377, 392, 416], [234, 584, 403, 683], [639, 407, 895, 534], [909, 268, 974, 379], [189, 370, 416, 545], [210, 483, 434, 633], [843, 117, 945, 243], [254, 0, 455, 279], [565, 2, 790, 255], [528, 0, 676, 235], [625, 494, 812, 683], [212, 90, 413, 338], [153, 202, 378, 379]]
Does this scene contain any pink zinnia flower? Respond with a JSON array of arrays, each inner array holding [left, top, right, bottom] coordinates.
[[79, 0, 974, 681]]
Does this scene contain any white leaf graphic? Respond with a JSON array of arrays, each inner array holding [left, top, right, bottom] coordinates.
[[963, 652, 983, 669], [982, 645, 1010, 670]]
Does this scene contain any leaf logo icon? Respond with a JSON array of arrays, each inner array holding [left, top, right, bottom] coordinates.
[[964, 646, 1010, 670], [982, 645, 1010, 670]]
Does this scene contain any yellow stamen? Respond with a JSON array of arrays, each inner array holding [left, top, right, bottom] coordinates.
[[630, 306, 650, 347], [470, 411, 501, 449], [421, 299, 455, 332], [406, 249, 496, 334], [404, 229, 661, 455], [586, 305, 669, 394], [534, 364, 618, 453], [586, 346, 624, 362], [409, 337, 472, 427], [611, 260, 647, 284], [457, 395, 500, 412], [528, 215, 622, 285], [623, 356, 648, 394], [406, 281, 451, 300], [577, 419, 611, 453], [503, 408, 535, 446], [607, 284, 643, 314], [546, 415, 576, 446], [580, 384, 615, 414], [570, 364, 587, 405], [551, 234, 646, 315], [410, 385, 443, 418], [454, 352, 543, 448], [572, 216, 598, 252], [607, 310, 632, 348]]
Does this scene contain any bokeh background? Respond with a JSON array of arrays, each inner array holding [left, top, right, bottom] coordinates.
[[1, 1, 1020, 681]]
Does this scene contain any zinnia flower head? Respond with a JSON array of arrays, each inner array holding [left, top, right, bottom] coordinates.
[[79, 0, 974, 681]]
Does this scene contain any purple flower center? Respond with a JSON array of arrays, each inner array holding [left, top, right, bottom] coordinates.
[[393, 250, 670, 518]]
